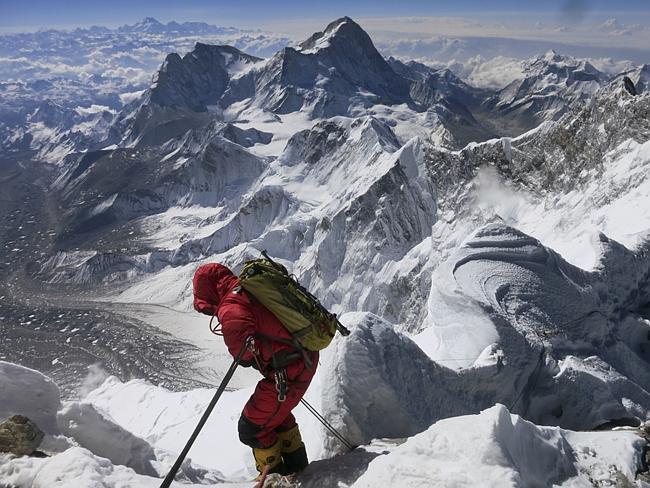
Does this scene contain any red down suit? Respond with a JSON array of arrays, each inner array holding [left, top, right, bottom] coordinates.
[[192, 262, 318, 448]]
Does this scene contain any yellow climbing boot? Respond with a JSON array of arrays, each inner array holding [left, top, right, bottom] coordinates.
[[252, 440, 283, 475], [277, 425, 308, 473]]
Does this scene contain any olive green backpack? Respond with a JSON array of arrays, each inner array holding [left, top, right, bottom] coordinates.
[[238, 251, 350, 351]]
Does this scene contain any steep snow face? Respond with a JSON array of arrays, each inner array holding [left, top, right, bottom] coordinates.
[[319, 313, 474, 451], [352, 404, 645, 488], [452, 224, 650, 429]]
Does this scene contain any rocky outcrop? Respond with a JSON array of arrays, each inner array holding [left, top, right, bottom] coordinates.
[[0, 415, 44, 456]]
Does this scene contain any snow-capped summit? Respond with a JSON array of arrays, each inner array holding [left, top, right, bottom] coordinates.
[[482, 49, 608, 135], [539, 49, 564, 64], [134, 17, 164, 32], [117, 17, 165, 33], [247, 16, 411, 116], [529, 50, 601, 79], [298, 16, 369, 54], [115, 43, 263, 145]]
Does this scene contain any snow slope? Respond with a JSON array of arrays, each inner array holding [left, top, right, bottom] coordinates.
[[2, 325, 648, 487], [352, 404, 645, 488], [1, 334, 648, 488]]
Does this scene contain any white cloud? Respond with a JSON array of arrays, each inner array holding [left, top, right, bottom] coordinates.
[[364, 16, 650, 65], [74, 104, 116, 116], [118, 89, 146, 105]]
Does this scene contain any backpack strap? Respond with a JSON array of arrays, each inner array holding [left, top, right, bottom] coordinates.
[[254, 331, 314, 370]]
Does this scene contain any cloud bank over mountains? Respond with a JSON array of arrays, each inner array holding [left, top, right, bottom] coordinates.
[[0, 15, 647, 114], [0, 18, 291, 112]]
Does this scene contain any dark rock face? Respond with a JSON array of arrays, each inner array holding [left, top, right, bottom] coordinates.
[[624, 76, 638, 96], [297, 17, 411, 105], [116, 44, 263, 145], [149, 44, 262, 112], [0, 415, 45, 456]]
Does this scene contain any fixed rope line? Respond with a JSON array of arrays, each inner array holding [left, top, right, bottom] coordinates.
[[160, 339, 250, 488], [300, 398, 355, 451]]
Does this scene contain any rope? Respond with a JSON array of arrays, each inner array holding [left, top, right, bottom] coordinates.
[[159, 339, 249, 488], [300, 398, 355, 451], [209, 312, 223, 336]]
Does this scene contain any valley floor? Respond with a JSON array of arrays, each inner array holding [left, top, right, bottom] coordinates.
[[0, 156, 218, 398]]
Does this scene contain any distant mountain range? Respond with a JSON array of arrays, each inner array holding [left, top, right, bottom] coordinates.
[[5, 16, 641, 326]]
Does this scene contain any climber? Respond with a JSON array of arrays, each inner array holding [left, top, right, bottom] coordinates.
[[192, 262, 316, 477]]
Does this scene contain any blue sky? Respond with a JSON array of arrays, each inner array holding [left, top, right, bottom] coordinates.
[[1, 0, 648, 31]]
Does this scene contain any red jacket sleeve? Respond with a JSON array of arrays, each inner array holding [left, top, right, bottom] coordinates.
[[218, 302, 256, 361]]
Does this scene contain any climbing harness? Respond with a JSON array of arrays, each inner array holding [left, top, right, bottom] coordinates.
[[246, 335, 354, 449], [274, 368, 288, 402]]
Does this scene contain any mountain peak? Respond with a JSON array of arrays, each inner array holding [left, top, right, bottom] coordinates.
[[145, 42, 261, 116], [297, 16, 369, 54], [134, 17, 164, 28], [542, 49, 562, 63], [140, 17, 162, 24]]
